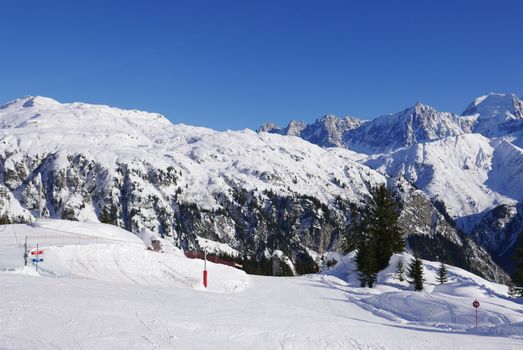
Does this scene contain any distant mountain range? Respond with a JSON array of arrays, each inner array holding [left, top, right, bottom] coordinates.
[[260, 92, 523, 273], [0, 93, 520, 282]]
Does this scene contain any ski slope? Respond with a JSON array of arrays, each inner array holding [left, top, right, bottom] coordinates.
[[1, 220, 522, 349], [0, 220, 247, 292]]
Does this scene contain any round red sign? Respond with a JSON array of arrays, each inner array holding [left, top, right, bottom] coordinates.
[[473, 300, 480, 308]]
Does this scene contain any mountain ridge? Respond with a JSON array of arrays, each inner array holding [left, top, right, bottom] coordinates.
[[0, 95, 516, 282]]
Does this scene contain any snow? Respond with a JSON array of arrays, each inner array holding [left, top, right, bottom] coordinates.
[[0, 220, 247, 292], [462, 93, 523, 137], [1, 220, 522, 349], [366, 134, 523, 230], [344, 102, 468, 154], [196, 235, 241, 257], [0, 96, 384, 219]]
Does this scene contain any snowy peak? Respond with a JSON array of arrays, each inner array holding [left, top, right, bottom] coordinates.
[[462, 93, 522, 118], [258, 114, 364, 148], [0, 95, 174, 137], [462, 93, 523, 137], [261, 102, 472, 154], [0, 96, 61, 110], [300, 114, 363, 148], [257, 120, 305, 136], [344, 103, 466, 154], [257, 122, 281, 133], [21, 96, 61, 108], [285, 120, 307, 136]]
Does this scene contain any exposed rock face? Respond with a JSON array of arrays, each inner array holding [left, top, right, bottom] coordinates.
[[394, 178, 510, 284], [470, 204, 523, 274], [260, 115, 363, 148], [344, 103, 469, 154]]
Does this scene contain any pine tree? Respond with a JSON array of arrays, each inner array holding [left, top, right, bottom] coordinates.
[[356, 240, 378, 287], [394, 259, 405, 282], [436, 262, 448, 284], [0, 215, 10, 225], [346, 184, 405, 288], [512, 235, 523, 293], [508, 284, 521, 298], [100, 207, 111, 224], [362, 185, 405, 270], [407, 255, 424, 291]]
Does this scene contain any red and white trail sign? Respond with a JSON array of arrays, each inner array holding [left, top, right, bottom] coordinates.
[[31, 250, 44, 255], [473, 299, 480, 327]]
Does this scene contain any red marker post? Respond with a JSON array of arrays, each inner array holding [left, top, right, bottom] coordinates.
[[203, 251, 208, 288], [473, 299, 480, 327]]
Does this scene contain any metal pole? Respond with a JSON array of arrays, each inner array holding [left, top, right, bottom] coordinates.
[[475, 307, 478, 327], [39, 176, 43, 219]]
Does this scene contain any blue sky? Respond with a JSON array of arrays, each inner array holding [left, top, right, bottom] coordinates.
[[1, 0, 522, 130]]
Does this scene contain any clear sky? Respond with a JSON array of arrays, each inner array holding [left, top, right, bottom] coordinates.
[[1, 0, 522, 130]]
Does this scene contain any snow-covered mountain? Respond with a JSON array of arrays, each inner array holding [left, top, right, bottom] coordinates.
[[260, 92, 523, 274], [259, 114, 363, 148], [462, 93, 523, 138], [0, 95, 510, 282], [365, 134, 523, 228], [344, 103, 472, 154], [259, 103, 472, 153], [0, 96, 388, 276]]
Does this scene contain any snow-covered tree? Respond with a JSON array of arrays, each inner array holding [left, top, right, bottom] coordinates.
[[394, 259, 405, 282]]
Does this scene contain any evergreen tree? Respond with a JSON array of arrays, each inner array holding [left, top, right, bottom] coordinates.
[[346, 184, 405, 288], [394, 258, 405, 282], [407, 255, 424, 291], [436, 262, 448, 284], [100, 207, 111, 224], [362, 185, 405, 270], [508, 284, 522, 298], [110, 203, 119, 224], [356, 240, 378, 287], [0, 215, 10, 225], [512, 235, 523, 293]]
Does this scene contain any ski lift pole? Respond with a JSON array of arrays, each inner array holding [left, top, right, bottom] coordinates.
[[203, 250, 208, 288]]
